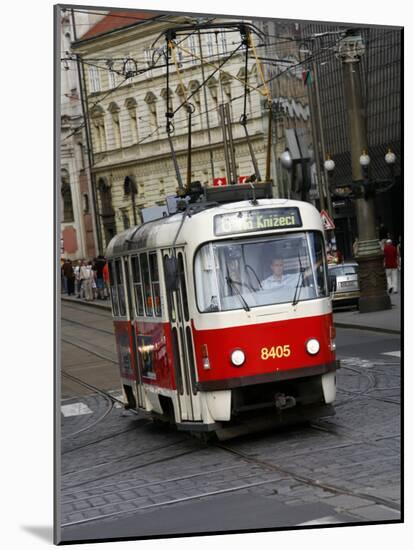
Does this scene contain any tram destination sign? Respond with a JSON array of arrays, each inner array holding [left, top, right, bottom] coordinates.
[[214, 207, 302, 236]]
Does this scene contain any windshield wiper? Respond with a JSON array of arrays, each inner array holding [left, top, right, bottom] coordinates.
[[292, 253, 305, 306], [226, 276, 250, 312]]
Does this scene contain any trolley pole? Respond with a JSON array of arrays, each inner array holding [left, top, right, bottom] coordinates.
[[336, 32, 390, 313]]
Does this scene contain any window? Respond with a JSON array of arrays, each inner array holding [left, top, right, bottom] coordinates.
[[206, 35, 214, 59], [108, 261, 119, 316], [131, 256, 145, 316], [149, 252, 161, 317], [61, 170, 74, 222], [121, 210, 130, 230], [83, 193, 89, 213], [194, 232, 328, 313], [187, 35, 198, 65], [108, 102, 122, 149], [218, 33, 228, 56], [91, 106, 106, 152], [144, 47, 153, 77], [144, 92, 158, 134], [140, 253, 153, 316], [164, 254, 176, 322], [126, 99, 138, 142], [89, 66, 101, 93], [115, 259, 126, 316], [108, 69, 117, 89]]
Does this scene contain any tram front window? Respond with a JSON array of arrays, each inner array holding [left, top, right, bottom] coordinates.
[[194, 232, 328, 312]]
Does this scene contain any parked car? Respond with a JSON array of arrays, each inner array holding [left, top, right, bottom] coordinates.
[[328, 261, 360, 308]]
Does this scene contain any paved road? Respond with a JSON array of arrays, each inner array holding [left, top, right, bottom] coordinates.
[[58, 301, 401, 543]]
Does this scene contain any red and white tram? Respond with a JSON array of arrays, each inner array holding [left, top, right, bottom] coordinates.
[[106, 198, 339, 438]]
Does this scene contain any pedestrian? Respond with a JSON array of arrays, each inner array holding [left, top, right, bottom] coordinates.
[[62, 258, 75, 296], [77, 260, 86, 299], [94, 255, 106, 299], [397, 235, 402, 271], [383, 239, 398, 294], [74, 260, 82, 298], [103, 261, 110, 300], [61, 258, 66, 294], [80, 260, 94, 301]]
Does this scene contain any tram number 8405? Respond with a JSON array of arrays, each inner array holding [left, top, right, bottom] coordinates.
[[261, 345, 291, 360]]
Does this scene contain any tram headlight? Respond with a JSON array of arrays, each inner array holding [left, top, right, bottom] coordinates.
[[230, 349, 246, 367], [306, 338, 320, 355]]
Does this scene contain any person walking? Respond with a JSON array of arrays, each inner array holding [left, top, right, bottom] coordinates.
[[383, 239, 398, 294], [94, 255, 106, 299], [77, 260, 86, 299], [103, 261, 110, 300], [63, 259, 75, 296], [80, 260, 94, 301], [74, 260, 82, 298]]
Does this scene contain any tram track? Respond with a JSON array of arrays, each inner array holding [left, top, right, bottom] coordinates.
[[335, 364, 400, 407], [62, 316, 114, 336], [61, 371, 126, 440], [61, 300, 112, 319], [61, 337, 117, 364], [214, 441, 401, 511], [61, 432, 400, 529], [62, 438, 190, 478], [60, 314, 400, 529]]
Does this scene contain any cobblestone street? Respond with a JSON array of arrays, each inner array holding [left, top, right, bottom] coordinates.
[[59, 301, 401, 542]]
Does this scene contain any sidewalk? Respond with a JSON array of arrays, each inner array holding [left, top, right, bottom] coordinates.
[[333, 291, 401, 335], [61, 290, 401, 335]]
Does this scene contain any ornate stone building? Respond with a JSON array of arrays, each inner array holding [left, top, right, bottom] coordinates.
[[60, 8, 104, 260], [71, 11, 314, 251]]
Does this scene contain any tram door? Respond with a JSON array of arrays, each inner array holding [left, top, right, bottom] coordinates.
[[163, 248, 201, 423]]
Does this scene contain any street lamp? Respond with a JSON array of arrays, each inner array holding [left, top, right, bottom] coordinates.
[[335, 30, 392, 313], [280, 148, 293, 170], [324, 154, 335, 173]]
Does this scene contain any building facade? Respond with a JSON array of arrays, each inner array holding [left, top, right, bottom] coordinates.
[[71, 11, 313, 252], [60, 8, 104, 260]]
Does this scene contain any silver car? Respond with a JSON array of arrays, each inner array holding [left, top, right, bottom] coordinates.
[[328, 262, 360, 308]]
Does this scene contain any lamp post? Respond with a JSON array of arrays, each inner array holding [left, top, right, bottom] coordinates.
[[335, 31, 391, 313]]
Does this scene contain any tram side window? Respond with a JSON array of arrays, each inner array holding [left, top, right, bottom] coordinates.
[[131, 256, 145, 316], [149, 252, 162, 317], [115, 259, 127, 316], [140, 253, 153, 316], [164, 254, 176, 322], [108, 261, 119, 316]]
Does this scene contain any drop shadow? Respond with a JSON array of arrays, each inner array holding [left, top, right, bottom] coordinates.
[[21, 525, 54, 543]]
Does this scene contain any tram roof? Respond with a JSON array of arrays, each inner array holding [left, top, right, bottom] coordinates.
[[105, 199, 323, 258]]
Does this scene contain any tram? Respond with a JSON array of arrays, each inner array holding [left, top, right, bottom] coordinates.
[[106, 197, 339, 438]]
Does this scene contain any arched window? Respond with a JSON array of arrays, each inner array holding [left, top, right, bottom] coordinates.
[[97, 177, 116, 246], [124, 176, 138, 225], [125, 97, 138, 142], [108, 102, 122, 149], [61, 169, 74, 222], [83, 193, 89, 213], [220, 72, 232, 99], [144, 91, 158, 133], [90, 105, 106, 152], [160, 88, 174, 114]]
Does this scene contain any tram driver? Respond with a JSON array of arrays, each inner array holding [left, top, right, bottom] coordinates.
[[261, 257, 298, 290]]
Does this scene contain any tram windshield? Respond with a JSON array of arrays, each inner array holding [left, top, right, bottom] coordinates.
[[194, 231, 328, 312]]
